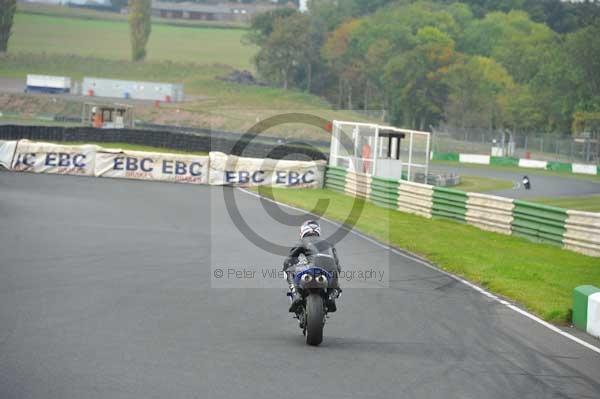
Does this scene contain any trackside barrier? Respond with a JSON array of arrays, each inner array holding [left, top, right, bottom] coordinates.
[[458, 154, 490, 165], [95, 150, 209, 184], [573, 285, 600, 338], [466, 193, 514, 235], [397, 181, 433, 218], [11, 140, 99, 176], [370, 176, 399, 209], [430, 151, 599, 176], [0, 140, 17, 168], [431, 152, 459, 162], [344, 170, 371, 199], [519, 159, 547, 169], [1, 140, 325, 188], [546, 161, 572, 173], [327, 165, 599, 257], [432, 187, 467, 222], [564, 210, 600, 257], [208, 151, 324, 188], [324, 166, 347, 193], [490, 156, 519, 167], [511, 201, 567, 245]]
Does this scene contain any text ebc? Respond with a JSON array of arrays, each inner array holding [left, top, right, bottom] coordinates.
[[224, 170, 314, 185], [113, 156, 203, 176], [14, 152, 87, 168]]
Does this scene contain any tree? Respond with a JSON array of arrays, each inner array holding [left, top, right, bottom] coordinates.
[[255, 13, 311, 89], [384, 27, 457, 129], [245, 8, 297, 47], [0, 0, 17, 54], [460, 10, 556, 83], [443, 56, 495, 130], [566, 22, 600, 109], [128, 0, 152, 62]]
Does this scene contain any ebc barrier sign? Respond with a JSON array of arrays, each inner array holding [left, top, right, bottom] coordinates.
[[95, 150, 209, 185], [11, 140, 98, 176], [2, 141, 324, 188], [0, 140, 17, 168], [208, 151, 325, 188]]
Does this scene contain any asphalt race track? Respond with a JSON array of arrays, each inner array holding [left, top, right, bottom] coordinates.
[[1, 171, 599, 399], [430, 164, 600, 199]]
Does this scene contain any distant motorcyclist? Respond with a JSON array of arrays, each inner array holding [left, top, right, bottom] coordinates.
[[523, 175, 531, 190], [283, 220, 342, 313]]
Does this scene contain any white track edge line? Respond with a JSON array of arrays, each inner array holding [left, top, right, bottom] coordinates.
[[238, 187, 600, 355]]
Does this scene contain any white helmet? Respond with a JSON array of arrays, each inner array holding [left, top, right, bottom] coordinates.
[[300, 220, 321, 239]]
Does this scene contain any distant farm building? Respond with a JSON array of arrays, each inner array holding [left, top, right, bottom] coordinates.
[[151, 1, 296, 22]]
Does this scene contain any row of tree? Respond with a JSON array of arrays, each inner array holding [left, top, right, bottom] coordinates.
[[247, 0, 600, 134]]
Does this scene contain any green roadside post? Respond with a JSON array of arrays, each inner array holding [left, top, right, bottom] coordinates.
[[573, 285, 600, 331]]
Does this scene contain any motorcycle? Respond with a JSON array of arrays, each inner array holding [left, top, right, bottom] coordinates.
[[523, 175, 531, 190], [287, 263, 337, 346]]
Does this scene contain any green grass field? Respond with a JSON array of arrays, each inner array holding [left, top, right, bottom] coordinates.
[[16, 3, 249, 29], [454, 175, 514, 193], [9, 13, 256, 70], [533, 195, 600, 212], [256, 187, 600, 324]]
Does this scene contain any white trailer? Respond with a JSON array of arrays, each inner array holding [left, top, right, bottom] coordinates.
[[25, 74, 71, 94]]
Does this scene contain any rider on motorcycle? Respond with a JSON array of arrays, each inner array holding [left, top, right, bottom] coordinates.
[[283, 220, 342, 313]]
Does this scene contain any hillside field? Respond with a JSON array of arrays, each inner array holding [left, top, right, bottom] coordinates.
[[2, 10, 370, 140], [9, 13, 256, 70]]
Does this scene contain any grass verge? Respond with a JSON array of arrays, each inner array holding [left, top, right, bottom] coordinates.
[[533, 195, 600, 213], [256, 187, 600, 324], [454, 175, 514, 193], [432, 160, 600, 182]]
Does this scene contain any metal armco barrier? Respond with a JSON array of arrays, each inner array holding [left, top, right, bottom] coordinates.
[[466, 193, 514, 235], [324, 166, 347, 193], [490, 156, 519, 167], [397, 181, 433, 218], [370, 176, 399, 209], [344, 170, 371, 199], [432, 187, 467, 222], [564, 210, 600, 257], [546, 161, 572, 173], [326, 165, 600, 257], [512, 201, 567, 245]]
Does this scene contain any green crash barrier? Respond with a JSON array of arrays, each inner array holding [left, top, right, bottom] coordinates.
[[370, 176, 399, 209], [324, 166, 347, 193], [546, 161, 572, 173], [431, 152, 459, 162], [573, 285, 600, 332], [490, 156, 519, 166], [432, 186, 467, 222], [512, 200, 567, 245]]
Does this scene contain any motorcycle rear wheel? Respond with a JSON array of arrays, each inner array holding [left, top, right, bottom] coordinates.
[[305, 293, 324, 346]]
